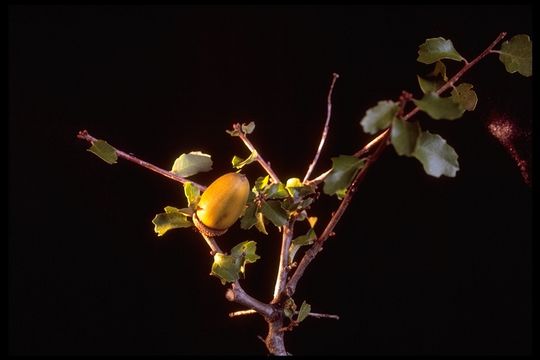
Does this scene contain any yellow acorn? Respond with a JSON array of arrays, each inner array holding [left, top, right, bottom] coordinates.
[[193, 172, 250, 237]]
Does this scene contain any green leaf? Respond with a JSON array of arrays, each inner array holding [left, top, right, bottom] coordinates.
[[360, 100, 399, 134], [412, 131, 459, 178], [323, 155, 365, 199], [413, 92, 465, 120], [430, 61, 448, 81], [232, 151, 257, 169], [417, 75, 443, 94], [254, 175, 270, 193], [285, 178, 315, 199], [211, 253, 242, 285], [211, 241, 260, 284], [240, 202, 258, 230], [297, 301, 311, 323], [417, 61, 447, 94], [171, 151, 213, 177], [289, 228, 316, 263], [451, 83, 478, 111], [255, 211, 268, 235], [391, 118, 421, 156], [87, 140, 118, 164], [417, 37, 465, 64], [231, 240, 261, 264], [498, 34, 532, 77], [261, 200, 289, 227], [152, 206, 192, 236], [242, 121, 256, 134], [265, 183, 289, 199], [183, 182, 200, 208]]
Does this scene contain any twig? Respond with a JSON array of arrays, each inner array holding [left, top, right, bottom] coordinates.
[[303, 73, 340, 183], [200, 233, 222, 255], [309, 32, 509, 187], [286, 132, 390, 296], [233, 124, 281, 184], [272, 221, 295, 303], [225, 281, 275, 319], [229, 309, 257, 318], [76, 130, 206, 191], [285, 31, 509, 298], [305, 312, 340, 320]]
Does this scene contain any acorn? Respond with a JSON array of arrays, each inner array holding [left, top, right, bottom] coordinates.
[[193, 172, 250, 237]]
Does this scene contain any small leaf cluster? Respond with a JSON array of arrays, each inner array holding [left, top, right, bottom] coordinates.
[[360, 34, 532, 178]]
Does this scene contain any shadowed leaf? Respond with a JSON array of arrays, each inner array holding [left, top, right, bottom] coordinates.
[[360, 100, 399, 134], [417, 37, 464, 64], [498, 34, 532, 77], [412, 131, 459, 177]]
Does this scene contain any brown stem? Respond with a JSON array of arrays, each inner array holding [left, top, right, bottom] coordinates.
[[286, 132, 389, 296], [200, 233, 222, 255], [310, 32, 508, 186], [272, 221, 295, 302], [76, 130, 207, 191], [225, 281, 275, 319], [303, 73, 340, 183], [233, 124, 281, 184]]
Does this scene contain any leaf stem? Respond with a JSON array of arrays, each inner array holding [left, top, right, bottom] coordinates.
[[76, 130, 207, 191], [303, 73, 340, 183], [232, 124, 281, 184]]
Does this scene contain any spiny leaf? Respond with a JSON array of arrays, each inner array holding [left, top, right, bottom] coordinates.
[[87, 140, 118, 164], [412, 131, 459, 178], [360, 100, 399, 134], [391, 118, 421, 156], [323, 156, 365, 199], [417, 37, 465, 64], [152, 206, 192, 236], [297, 301, 311, 323], [413, 92, 465, 120], [183, 182, 200, 208], [498, 34, 532, 77], [451, 83, 478, 111], [171, 151, 212, 177], [232, 151, 257, 169], [261, 200, 289, 227], [241, 122, 256, 134]]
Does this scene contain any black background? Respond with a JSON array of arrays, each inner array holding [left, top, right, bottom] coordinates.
[[9, 5, 532, 355]]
